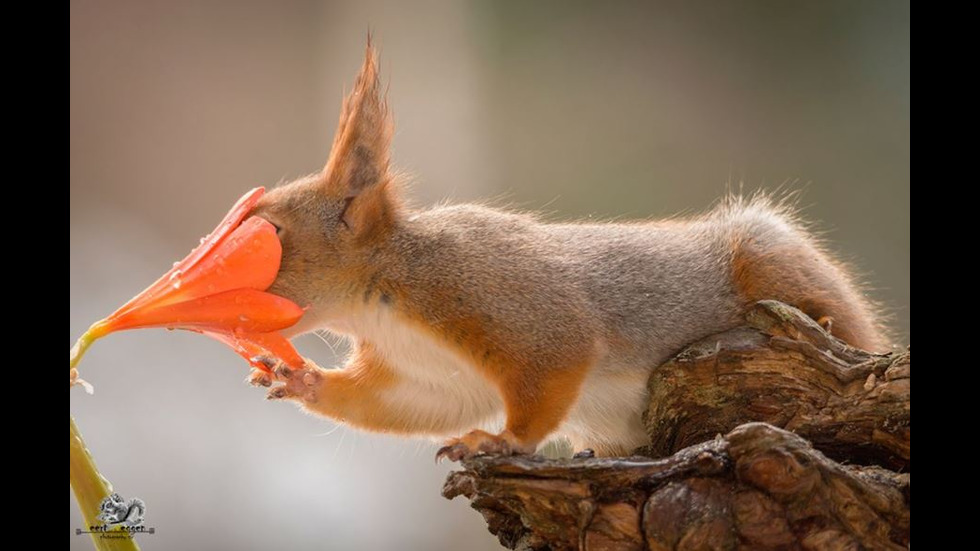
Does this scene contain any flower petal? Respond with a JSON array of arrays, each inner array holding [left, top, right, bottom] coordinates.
[[77, 186, 309, 375], [206, 330, 305, 371], [162, 216, 281, 303], [103, 288, 303, 334], [105, 187, 267, 321]]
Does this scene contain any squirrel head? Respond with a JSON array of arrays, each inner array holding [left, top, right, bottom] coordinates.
[[252, 42, 400, 331]]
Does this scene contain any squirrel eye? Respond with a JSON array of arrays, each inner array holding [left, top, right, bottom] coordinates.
[[338, 196, 355, 230]]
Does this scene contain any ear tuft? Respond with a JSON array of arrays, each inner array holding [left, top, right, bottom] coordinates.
[[322, 41, 393, 200]]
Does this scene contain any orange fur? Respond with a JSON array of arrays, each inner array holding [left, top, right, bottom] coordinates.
[[298, 343, 473, 435], [320, 42, 399, 238], [256, 43, 893, 460], [357, 281, 597, 451], [728, 212, 888, 351]]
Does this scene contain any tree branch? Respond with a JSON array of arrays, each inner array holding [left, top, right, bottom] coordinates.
[[645, 300, 909, 471], [443, 301, 910, 550]]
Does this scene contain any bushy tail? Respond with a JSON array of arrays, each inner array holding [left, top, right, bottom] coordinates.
[[714, 193, 891, 351]]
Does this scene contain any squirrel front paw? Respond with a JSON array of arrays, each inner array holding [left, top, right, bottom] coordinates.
[[247, 357, 323, 404]]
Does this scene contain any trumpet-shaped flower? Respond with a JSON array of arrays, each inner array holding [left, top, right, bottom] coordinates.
[[70, 187, 305, 381]]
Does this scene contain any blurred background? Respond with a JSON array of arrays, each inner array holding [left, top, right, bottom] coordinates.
[[70, 1, 910, 549]]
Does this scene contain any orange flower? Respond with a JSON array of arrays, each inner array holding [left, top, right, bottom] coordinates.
[[71, 187, 305, 377]]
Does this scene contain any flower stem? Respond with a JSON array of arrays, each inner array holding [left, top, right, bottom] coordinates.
[[71, 322, 108, 370], [70, 416, 140, 551], [70, 332, 95, 370]]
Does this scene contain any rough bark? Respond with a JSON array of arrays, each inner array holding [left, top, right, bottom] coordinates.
[[644, 300, 909, 471], [443, 301, 910, 550]]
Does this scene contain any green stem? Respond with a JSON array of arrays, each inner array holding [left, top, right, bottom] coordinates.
[[71, 322, 107, 371], [70, 333, 94, 370], [70, 416, 140, 551]]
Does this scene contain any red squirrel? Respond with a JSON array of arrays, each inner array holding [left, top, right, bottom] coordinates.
[[248, 44, 890, 460]]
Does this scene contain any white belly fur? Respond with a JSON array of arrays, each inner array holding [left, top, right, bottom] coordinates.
[[342, 304, 503, 436], [334, 304, 650, 450], [558, 361, 652, 453]]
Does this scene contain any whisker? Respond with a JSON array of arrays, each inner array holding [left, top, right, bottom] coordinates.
[[332, 427, 348, 461], [313, 329, 339, 356], [314, 422, 344, 438]]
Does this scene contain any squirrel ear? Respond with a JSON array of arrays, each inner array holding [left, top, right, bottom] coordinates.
[[321, 41, 393, 206]]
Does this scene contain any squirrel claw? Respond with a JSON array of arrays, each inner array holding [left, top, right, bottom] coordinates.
[[252, 355, 279, 371], [435, 429, 526, 462], [435, 443, 468, 463], [247, 368, 273, 387], [267, 386, 292, 400], [250, 355, 296, 379]]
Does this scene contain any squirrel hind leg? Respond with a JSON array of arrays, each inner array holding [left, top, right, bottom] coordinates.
[[435, 429, 531, 462], [436, 358, 594, 462]]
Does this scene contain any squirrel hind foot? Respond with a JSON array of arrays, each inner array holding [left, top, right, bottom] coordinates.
[[435, 429, 534, 462]]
